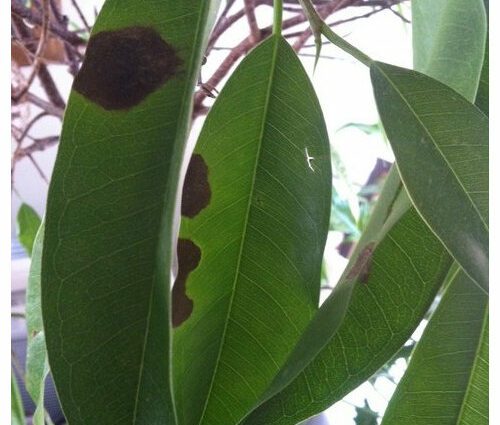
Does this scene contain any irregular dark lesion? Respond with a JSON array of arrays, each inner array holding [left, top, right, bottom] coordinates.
[[172, 239, 201, 327], [346, 242, 376, 284], [181, 154, 211, 218], [73, 26, 182, 110]]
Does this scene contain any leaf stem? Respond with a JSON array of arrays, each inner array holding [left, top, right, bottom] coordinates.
[[320, 23, 373, 67], [273, 0, 283, 35]]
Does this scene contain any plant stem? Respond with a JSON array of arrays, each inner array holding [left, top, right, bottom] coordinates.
[[273, 0, 283, 35], [320, 22, 373, 67]]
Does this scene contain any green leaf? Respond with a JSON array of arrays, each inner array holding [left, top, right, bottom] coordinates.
[[25, 224, 49, 425], [41, 1, 221, 424], [412, 0, 487, 101], [11, 371, 25, 425], [330, 184, 359, 236], [298, 0, 323, 67], [370, 63, 489, 293], [173, 34, 331, 425], [475, 0, 489, 115], [244, 167, 452, 425], [16, 203, 41, 256], [381, 270, 488, 425]]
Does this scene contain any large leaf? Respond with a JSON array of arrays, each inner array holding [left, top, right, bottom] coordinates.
[[371, 63, 489, 292], [41, 1, 220, 424], [381, 270, 488, 425], [16, 203, 41, 256], [173, 34, 331, 425], [412, 0, 487, 101], [244, 168, 452, 425], [25, 224, 49, 425]]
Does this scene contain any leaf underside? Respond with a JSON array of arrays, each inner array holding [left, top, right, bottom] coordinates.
[[41, 1, 220, 424], [173, 35, 332, 425]]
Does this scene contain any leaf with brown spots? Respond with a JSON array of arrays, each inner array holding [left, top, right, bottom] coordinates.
[[173, 35, 332, 425], [40, 1, 221, 424]]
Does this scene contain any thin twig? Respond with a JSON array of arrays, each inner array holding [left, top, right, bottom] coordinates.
[[244, 0, 261, 43], [11, 0, 50, 102], [70, 0, 91, 32]]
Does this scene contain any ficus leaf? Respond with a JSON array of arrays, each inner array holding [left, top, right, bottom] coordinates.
[[173, 34, 331, 425], [381, 270, 488, 425], [371, 62, 488, 293], [40, 1, 221, 424]]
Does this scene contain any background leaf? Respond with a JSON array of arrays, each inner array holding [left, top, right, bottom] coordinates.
[[381, 270, 488, 425], [25, 224, 49, 425], [11, 371, 25, 425], [412, 0, 487, 101], [371, 63, 488, 292], [41, 1, 220, 424], [173, 34, 331, 425], [16, 203, 41, 256]]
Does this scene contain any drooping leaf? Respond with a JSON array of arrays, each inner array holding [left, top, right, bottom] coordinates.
[[381, 270, 488, 425], [371, 63, 488, 292], [337, 122, 382, 136], [412, 0, 487, 101], [25, 224, 49, 425], [11, 371, 25, 425], [16, 203, 41, 256], [244, 167, 452, 425], [41, 1, 221, 424], [173, 34, 332, 425]]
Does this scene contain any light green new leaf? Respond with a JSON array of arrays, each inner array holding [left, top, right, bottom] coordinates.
[[41, 1, 220, 424], [381, 270, 488, 425], [244, 167, 452, 425], [25, 224, 49, 425], [371, 63, 488, 292], [173, 35, 331, 425], [11, 371, 25, 425], [16, 203, 41, 256], [412, 0, 487, 101]]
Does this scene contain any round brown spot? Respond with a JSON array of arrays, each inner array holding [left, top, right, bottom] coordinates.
[[172, 239, 201, 327], [73, 26, 182, 110], [181, 154, 211, 218]]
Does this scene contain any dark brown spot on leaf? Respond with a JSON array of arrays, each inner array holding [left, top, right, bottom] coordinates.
[[73, 26, 181, 110], [172, 239, 201, 327], [181, 154, 211, 218], [346, 242, 376, 283]]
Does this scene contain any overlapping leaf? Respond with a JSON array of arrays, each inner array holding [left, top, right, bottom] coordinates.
[[371, 63, 489, 292], [381, 270, 488, 425], [243, 167, 451, 425], [41, 1, 220, 424], [25, 225, 49, 425], [173, 34, 331, 425], [412, 0, 487, 101]]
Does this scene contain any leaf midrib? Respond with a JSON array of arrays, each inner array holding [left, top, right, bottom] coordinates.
[[196, 35, 282, 425]]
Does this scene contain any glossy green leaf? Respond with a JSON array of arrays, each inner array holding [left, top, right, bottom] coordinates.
[[381, 270, 488, 425], [371, 63, 489, 292], [41, 1, 220, 424], [173, 35, 331, 425], [412, 0, 487, 101], [16, 203, 41, 256], [244, 167, 451, 425], [25, 224, 49, 425], [11, 371, 25, 425]]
